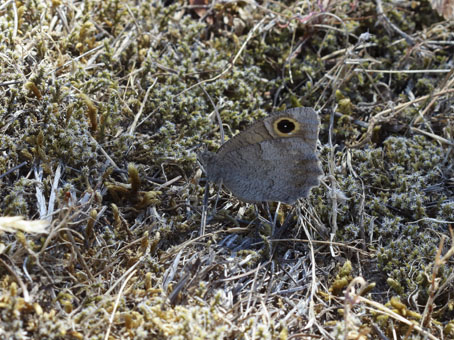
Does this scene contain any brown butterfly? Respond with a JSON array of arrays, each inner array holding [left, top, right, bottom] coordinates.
[[199, 107, 323, 204]]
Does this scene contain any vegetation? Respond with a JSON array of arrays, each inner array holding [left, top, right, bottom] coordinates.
[[0, 0, 453, 339]]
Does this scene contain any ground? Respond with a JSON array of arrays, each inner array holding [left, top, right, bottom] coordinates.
[[0, 0, 453, 339]]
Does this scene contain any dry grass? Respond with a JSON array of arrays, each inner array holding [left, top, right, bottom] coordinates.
[[1, 0, 454, 339]]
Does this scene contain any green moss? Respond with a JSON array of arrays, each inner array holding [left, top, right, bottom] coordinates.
[[1, 0, 453, 339]]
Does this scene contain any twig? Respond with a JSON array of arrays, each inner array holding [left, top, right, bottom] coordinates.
[[104, 269, 137, 340], [199, 85, 224, 144], [0, 80, 23, 87], [46, 45, 104, 76], [354, 69, 452, 74], [328, 106, 339, 256], [0, 256, 29, 302], [0, 161, 27, 180], [321, 43, 378, 61], [299, 211, 317, 330], [415, 67, 454, 124], [411, 127, 454, 146], [375, 0, 414, 45], [421, 227, 454, 327], [105, 253, 145, 296], [350, 88, 454, 148], [65, 229, 96, 282], [200, 182, 209, 235], [128, 78, 157, 135], [358, 295, 439, 340]]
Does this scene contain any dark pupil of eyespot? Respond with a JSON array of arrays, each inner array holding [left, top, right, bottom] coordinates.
[[277, 119, 295, 134]]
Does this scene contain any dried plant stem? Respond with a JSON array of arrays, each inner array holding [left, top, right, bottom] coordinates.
[[421, 227, 454, 327], [299, 212, 317, 330], [104, 269, 137, 340], [199, 84, 224, 144], [0, 256, 29, 302], [328, 107, 339, 256], [415, 67, 454, 124], [357, 296, 438, 340], [351, 88, 454, 148], [355, 69, 453, 73], [375, 0, 414, 44], [128, 78, 157, 135], [65, 229, 96, 282]]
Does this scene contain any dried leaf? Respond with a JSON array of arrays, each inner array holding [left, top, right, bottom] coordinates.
[[0, 216, 50, 234]]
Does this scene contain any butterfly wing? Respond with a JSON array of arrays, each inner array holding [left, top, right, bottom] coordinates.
[[200, 107, 322, 203], [205, 138, 321, 203]]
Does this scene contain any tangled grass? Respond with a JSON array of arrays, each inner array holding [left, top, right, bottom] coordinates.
[[0, 0, 453, 339]]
